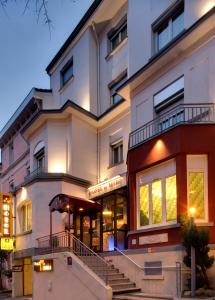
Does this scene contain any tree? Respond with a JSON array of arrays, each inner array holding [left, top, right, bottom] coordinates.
[[0, 0, 77, 36], [181, 216, 214, 288]]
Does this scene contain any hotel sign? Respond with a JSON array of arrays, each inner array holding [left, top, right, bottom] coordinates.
[[34, 259, 53, 272], [139, 233, 168, 245], [0, 193, 12, 237], [1, 238, 14, 250], [88, 176, 126, 199]]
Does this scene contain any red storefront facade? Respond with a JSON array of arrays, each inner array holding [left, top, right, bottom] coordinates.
[[127, 124, 215, 249]]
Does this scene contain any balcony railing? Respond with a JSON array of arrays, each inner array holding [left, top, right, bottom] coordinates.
[[24, 167, 45, 183], [129, 103, 215, 149]]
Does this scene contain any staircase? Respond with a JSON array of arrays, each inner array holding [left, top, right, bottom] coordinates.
[[80, 255, 140, 295], [37, 232, 141, 296]]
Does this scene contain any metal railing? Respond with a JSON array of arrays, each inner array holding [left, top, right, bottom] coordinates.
[[37, 231, 110, 285], [113, 247, 182, 297], [24, 166, 45, 181], [129, 103, 215, 149]]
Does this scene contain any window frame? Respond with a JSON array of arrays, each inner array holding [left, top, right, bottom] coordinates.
[[34, 147, 45, 171], [61, 57, 74, 87], [153, 76, 184, 112], [137, 161, 177, 229], [187, 155, 208, 223], [108, 18, 127, 53], [21, 202, 32, 233], [110, 139, 123, 167], [152, 1, 184, 53], [109, 71, 127, 106], [9, 142, 14, 166]]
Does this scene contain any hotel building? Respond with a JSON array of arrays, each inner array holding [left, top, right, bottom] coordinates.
[[0, 0, 215, 299]]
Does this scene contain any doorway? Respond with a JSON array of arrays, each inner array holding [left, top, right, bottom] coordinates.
[[23, 257, 32, 296]]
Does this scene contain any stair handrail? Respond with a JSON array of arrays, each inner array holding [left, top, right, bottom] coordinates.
[[114, 247, 143, 270], [71, 234, 111, 285]]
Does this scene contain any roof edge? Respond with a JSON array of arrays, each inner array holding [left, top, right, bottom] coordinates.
[[46, 0, 103, 75]]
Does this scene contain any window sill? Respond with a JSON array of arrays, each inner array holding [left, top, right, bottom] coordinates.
[[196, 222, 214, 227], [59, 75, 74, 94], [108, 161, 124, 169], [105, 37, 128, 61], [128, 223, 180, 235], [16, 230, 32, 237], [142, 275, 164, 280]]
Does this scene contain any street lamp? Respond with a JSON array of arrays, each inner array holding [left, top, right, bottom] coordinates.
[[189, 207, 196, 297]]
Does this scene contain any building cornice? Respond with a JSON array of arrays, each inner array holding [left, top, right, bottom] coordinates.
[[15, 172, 92, 192]]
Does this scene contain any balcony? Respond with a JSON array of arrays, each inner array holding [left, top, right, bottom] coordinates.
[[129, 103, 215, 149]]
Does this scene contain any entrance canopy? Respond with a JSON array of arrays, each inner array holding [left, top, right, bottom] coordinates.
[[49, 193, 101, 214]]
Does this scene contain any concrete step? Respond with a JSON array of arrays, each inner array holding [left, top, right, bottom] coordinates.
[[113, 287, 141, 295], [112, 293, 173, 300], [107, 273, 125, 279], [111, 282, 136, 291], [108, 278, 130, 285], [96, 268, 120, 275]]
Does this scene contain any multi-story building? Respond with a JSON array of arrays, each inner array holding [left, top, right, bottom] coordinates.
[[0, 0, 214, 299]]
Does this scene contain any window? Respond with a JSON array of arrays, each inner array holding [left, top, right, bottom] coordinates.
[[187, 155, 208, 222], [145, 261, 162, 276], [108, 19, 127, 52], [138, 160, 177, 228], [33, 141, 45, 171], [154, 76, 184, 112], [9, 142, 14, 165], [110, 140, 123, 165], [61, 57, 73, 87], [9, 182, 14, 193], [21, 202, 32, 232], [109, 72, 127, 105], [153, 2, 184, 52]]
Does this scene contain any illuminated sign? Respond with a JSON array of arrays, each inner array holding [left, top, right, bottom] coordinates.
[[33, 259, 53, 272], [1, 238, 14, 250], [88, 176, 126, 199], [12, 265, 23, 272], [0, 193, 12, 237]]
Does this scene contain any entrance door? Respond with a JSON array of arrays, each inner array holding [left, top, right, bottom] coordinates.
[[102, 192, 128, 251], [81, 214, 100, 251], [23, 258, 32, 296]]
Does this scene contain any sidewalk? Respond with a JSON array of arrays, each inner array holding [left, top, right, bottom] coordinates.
[[0, 291, 32, 300]]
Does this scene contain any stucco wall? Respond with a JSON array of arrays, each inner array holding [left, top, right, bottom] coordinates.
[[130, 37, 215, 131], [128, 0, 215, 77], [33, 252, 112, 300]]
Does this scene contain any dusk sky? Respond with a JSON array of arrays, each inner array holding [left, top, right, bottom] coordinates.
[[0, 0, 93, 131]]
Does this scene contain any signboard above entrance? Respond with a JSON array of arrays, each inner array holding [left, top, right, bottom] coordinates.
[[88, 176, 126, 199]]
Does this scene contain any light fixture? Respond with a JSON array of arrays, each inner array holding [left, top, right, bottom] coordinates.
[[102, 210, 112, 216], [189, 207, 196, 218], [79, 208, 84, 211]]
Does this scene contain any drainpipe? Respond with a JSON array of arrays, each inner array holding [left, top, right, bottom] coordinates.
[[92, 21, 101, 183]]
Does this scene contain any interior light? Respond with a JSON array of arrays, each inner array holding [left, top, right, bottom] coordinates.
[[102, 210, 112, 216], [189, 207, 196, 217], [79, 208, 84, 211]]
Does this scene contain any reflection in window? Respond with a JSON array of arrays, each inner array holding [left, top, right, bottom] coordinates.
[[188, 172, 205, 220], [155, 6, 184, 52], [139, 185, 149, 226], [166, 175, 177, 222], [152, 180, 162, 224]]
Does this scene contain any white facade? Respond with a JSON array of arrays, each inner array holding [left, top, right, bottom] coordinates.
[[0, 0, 214, 298]]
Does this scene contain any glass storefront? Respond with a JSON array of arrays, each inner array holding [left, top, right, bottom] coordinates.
[[73, 187, 128, 252]]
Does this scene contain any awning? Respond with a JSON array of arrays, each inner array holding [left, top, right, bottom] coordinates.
[[49, 193, 101, 214]]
